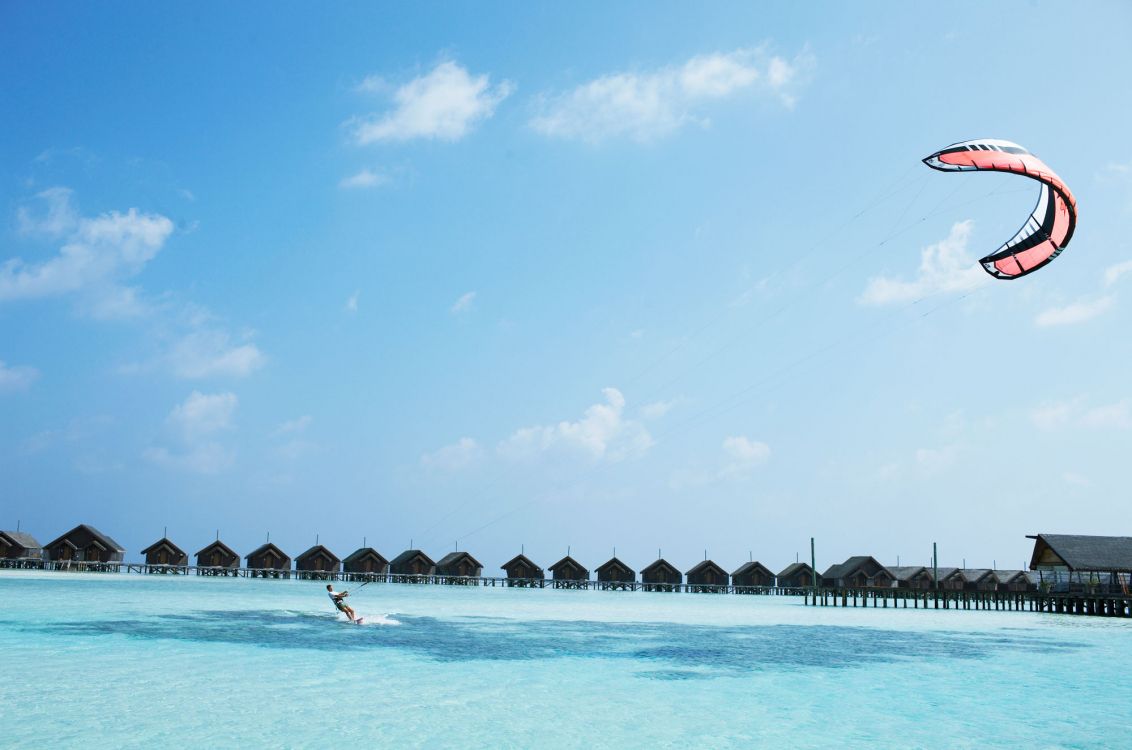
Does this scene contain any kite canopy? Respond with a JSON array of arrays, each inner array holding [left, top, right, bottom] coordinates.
[[923, 139, 1077, 280]]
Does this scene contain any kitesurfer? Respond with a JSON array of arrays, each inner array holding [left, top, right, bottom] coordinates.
[[326, 584, 358, 622]]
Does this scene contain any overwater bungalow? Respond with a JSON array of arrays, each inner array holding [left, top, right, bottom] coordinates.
[[958, 569, 997, 592], [45, 524, 125, 570], [140, 537, 188, 572], [436, 551, 483, 581], [938, 568, 967, 591], [245, 542, 291, 578], [343, 547, 389, 577], [889, 566, 933, 590], [195, 540, 240, 574], [685, 560, 729, 592], [390, 549, 436, 578], [641, 558, 682, 592], [1027, 533, 1132, 593], [993, 570, 1031, 592], [777, 562, 817, 589], [820, 556, 894, 589], [500, 554, 544, 586], [595, 557, 636, 590], [0, 530, 43, 568], [548, 556, 589, 589], [731, 561, 775, 589], [295, 545, 341, 579]]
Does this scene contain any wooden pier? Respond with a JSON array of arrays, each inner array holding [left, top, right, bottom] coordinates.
[[803, 586, 1132, 616]]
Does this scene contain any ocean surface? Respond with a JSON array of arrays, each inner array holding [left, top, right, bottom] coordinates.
[[1, 571, 1129, 749]]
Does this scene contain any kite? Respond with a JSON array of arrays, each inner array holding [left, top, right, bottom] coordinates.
[[923, 139, 1077, 280]]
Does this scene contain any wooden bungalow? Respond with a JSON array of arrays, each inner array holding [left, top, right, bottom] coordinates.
[[1027, 533, 1132, 593], [937, 568, 965, 591], [777, 562, 817, 589], [245, 542, 291, 578], [295, 545, 341, 579], [595, 557, 636, 590], [44, 524, 125, 570], [685, 560, 729, 592], [889, 566, 933, 590], [436, 551, 483, 581], [389, 549, 436, 578], [957, 568, 997, 592], [548, 556, 589, 589], [641, 558, 682, 592], [140, 537, 188, 572], [0, 530, 43, 568], [195, 540, 240, 574], [500, 554, 544, 587], [993, 569, 1032, 592], [731, 561, 775, 589], [820, 556, 894, 589], [343, 547, 389, 577]]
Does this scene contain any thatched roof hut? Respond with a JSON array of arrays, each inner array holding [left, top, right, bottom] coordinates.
[[195, 540, 240, 570], [777, 562, 817, 588], [436, 551, 483, 578], [595, 557, 635, 583], [45, 524, 125, 564], [957, 568, 996, 591], [731, 561, 774, 588], [1028, 534, 1132, 573], [548, 555, 589, 581], [390, 549, 436, 576], [245, 542, 290, 572], [141, 538, 188, 567], [888, 566, 933, 590], [641, 558, 682, 590], [686, 560, 728, 591], [938, 568, 966, 590], [820, 556, 893, 589], [295, 545, 341, 575], [0, 531, 42, 561], [993, 569, 1031, 591], [343, 547, 389, 575], [500, 554, 543, 580]]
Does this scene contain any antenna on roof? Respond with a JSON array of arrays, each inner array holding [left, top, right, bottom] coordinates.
[[316, 533, 319, 545], [521, 543, 524, 554], [16, 520, 20, 532], [267, 531, 270, 543], [898, 555, 901, 566], [963, 557, 966, 568], [164, 526, 167, 539], [410, 538, 413, 549], [658, 548, 661, 559], [363, 536, 367, 548], [568, 545, 571, 556], [216, 529, 219, 541], [750, 551, 753, 562], [613, 546, 616, 557], [704, 549, 707, 561], [993, 559, 996, 570]]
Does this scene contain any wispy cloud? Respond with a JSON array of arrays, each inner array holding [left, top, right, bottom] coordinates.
[[350, 61, 513, 144], [1032, 396, 1131, 431], [720, 435, 771, 476], [0, 360, 39, 392], [339, 169, 389, 189], [859, 221, 988, 305], [1034, 296, 1114, 327], [345, 291, 360, 313], [2, 188, 174, 315], [1104, 259, 1132, 287], [641, 400, 676, 419], [914, 445, 956, 474], [144, 391, 238, 474], [499, 387, 654, 462], [168, 329, 265, 379], [271, 415, 312, 437], [450, 291, 476, 315], [421, 437, 484, 471], [530, 47, 814, 143]]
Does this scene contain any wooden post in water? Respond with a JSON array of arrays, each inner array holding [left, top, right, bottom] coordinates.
[[810, 537, 817, 606], [933, 542, 939, 609]]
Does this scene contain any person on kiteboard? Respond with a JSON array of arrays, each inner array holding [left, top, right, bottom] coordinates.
[[326, 584, 358, 622]]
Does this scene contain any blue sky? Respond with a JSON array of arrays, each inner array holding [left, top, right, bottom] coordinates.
[[2, 1, 1131, 573]]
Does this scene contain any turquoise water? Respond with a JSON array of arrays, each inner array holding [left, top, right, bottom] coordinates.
[[1, 572, 1129, 748]]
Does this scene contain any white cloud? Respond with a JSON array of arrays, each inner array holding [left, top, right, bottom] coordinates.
[[421, 437, 484, 471], [339, 169, 389, 189], [721, 435, 771, 475], [641, 400, 676, 419], [915, 446, 956, 474], [530, 47, 813, 143], [345, 291, 360, 313], [168, 330, 265, 379], [450, 291, 476, 315], [145, 391, 238, 474], [1062, 472, 1091, 487], [0, 360, 39, 391], [499, 387, 654, 462], [1032, 396, 1130, 431], [1104, 259, 1132, 287], [859, 221, 989, 305], [168, 391, 237, 441], [351, 61, 513, 144], [1, 189, 173, 305], [1034, 296, 1114, 327], [271, 415, 312, 437]]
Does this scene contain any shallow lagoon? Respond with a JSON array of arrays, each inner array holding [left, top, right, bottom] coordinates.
[[2, 571, 1129, 748]]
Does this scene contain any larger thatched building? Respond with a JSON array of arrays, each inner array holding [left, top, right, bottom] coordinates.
[[1027, 534, 1132, 592], [45, 525, 125, 569]]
